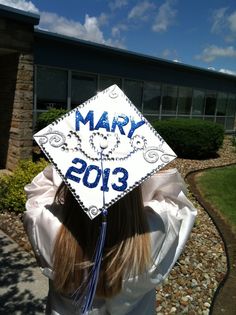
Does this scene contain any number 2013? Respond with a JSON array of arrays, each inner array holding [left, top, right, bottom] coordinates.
[[65, 158, 128, 192]]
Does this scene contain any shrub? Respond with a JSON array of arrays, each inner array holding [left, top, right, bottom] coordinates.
[[152, 119, 224, 159], [35, 108, 68, 131], [0, 159, 48, 213]]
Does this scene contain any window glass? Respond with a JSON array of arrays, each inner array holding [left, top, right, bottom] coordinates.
[[161, 85, 178, 115], [123, 79, 142, 110], [192, 89, 205, 115], [37, 66, 67, 110], [205, 91, 217, 115], [71, 73, 97, 108], [177, 86, 192, 115], [143, 81, 161, 114], [227, 94, 236, 116], [225, 117, 235, 130], [216, 93, 227, 116], [99, 76, 122, 90]]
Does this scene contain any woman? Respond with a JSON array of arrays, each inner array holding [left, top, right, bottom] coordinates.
[[24, 164, 197, 314]]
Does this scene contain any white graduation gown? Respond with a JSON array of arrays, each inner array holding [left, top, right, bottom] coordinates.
[[24, 165, 197, 315]]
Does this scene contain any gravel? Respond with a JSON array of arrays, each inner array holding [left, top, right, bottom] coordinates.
[[1, 136, 236, 314]]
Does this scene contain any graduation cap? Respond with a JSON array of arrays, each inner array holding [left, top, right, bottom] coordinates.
[[34, 84, 176, 312]]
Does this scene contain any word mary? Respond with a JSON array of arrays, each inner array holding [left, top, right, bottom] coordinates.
[[75, 110, 145, 139]]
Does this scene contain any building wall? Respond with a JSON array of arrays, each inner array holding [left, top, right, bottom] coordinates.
[[34, 64, 236, 132], [0, 53, 18, 168], [35, 31, 236, 94], [0, 14, 35, 170], [34, 31, 236, 132], [6, 53, 34, 170]]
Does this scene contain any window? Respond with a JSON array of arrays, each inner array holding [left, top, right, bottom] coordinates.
[[99, 76, 122, 91], [205, 91, 217, 115], [227, 94, 236, 116], [37, 66, 67, 110], [192, 89, 205, 115], [177, 86, 192, 115], [216, 93, 227, 116], [124, 79, 143, 110], [161, 85, 178, 115], [225, 117, 235, 130], [71, 73, 97, 108], [143, 81, 161, 115]]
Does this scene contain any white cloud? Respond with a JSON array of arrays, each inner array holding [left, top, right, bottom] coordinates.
[[228, 11, 236, 33], [109, 0, 128, 10], [40, 12, 107, 44], [211, 7, 228, 34], [196, 45, 236, 62], [0, 0, 39, 13], [128, 1, 155, 20], [219, 68, 236, 76], [112, 23, 127, 37], [161, 48, 179, 61], [39, 11, 125, 48], [211, 7, 236, 41], [152, 0, 177, 32], [0, 0, 125, 47], [97, 12, 109, 27]]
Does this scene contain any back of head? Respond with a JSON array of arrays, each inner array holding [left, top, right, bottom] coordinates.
[[53, 183, 151, 298]]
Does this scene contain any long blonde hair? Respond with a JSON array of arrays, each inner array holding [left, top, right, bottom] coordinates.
[[52, 183, 151, 298]]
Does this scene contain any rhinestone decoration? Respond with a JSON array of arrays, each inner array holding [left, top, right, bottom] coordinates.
[[34, 85, 176, 219]]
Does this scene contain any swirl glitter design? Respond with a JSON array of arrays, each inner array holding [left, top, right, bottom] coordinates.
[[109, 85, 119, 99], [160, 154, 175, 163], [89, 206, 100, 216], [143, 147, 160, 163], [34, 128, 66, 148], [143, 146, 176, 164]]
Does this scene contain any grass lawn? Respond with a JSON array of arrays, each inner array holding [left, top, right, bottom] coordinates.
[[195, 165, 236, 232]]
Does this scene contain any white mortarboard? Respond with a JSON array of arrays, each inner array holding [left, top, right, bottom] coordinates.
[[34, 85, 176, 219], [34, 84, 177, 313]]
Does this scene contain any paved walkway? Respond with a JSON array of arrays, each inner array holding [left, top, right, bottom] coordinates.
[[0, 229, 48, 315]]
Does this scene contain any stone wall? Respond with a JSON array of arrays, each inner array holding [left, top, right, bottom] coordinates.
[[6, 53, 34, 170], [0, 16, 35, 170]]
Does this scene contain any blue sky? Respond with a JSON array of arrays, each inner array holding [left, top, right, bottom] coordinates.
[[1, 0, 236, 75]]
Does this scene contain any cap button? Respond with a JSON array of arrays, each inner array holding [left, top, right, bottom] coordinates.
[[100, 138, 108, 149]]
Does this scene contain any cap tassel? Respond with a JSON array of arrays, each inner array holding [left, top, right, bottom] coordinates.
[[73, 149, 108, 314]]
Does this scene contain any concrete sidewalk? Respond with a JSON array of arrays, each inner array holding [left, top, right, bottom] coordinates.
[[0, 229, 48, 314]]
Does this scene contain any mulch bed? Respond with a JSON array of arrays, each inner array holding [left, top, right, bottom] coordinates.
[[0, 136, 236, 315]]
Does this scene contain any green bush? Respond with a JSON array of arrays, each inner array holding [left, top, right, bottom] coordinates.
[[35, 108, 68, 131], [152, 119, 224, 159], [0, 159, 48, 213]]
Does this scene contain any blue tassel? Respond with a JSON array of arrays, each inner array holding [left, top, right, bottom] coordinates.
[[82, 212, 107, 314], [72, 210, 107, 314], [73, 150, 108, 314]]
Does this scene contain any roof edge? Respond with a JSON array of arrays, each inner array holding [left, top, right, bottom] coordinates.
[[0, 3, 40, 25], [34, 29, 236, 80]]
